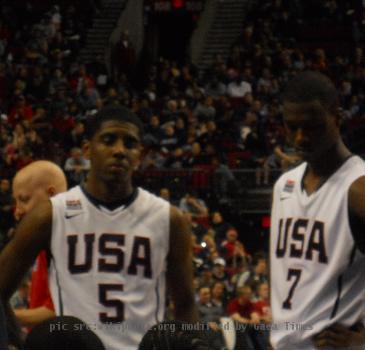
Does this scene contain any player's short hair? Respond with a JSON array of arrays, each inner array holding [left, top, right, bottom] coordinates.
[[282, 71, 339, 115], [85, 105, 144, 140], [138, 321, 210, 350], [24, 316, 105, 350]]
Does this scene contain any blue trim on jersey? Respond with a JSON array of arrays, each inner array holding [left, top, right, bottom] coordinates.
[[80, 185, 139, 212]]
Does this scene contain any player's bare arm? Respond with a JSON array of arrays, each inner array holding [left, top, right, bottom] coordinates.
[[313, 323, 365, 349], [348, 175, 365, 254], [0, 200, 52, 302], [167, 205, 198, 323], [14, 306, 55, 327]]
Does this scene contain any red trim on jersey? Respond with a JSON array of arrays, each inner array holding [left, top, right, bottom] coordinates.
[[29, 250, 54, 311]]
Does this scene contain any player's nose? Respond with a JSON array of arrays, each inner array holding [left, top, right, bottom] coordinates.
[[112, 139, 126, 156], [14, 206, 25, 221]]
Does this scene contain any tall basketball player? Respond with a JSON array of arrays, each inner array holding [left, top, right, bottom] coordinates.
[[270, 71, 365, 349], [12, 161, 67, 326], [0, 106, 197, 350]]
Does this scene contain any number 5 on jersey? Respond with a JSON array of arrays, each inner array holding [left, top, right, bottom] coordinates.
[[99, 284, 124, 323]]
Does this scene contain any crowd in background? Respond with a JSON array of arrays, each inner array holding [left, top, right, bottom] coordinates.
[[1, 0, 365, 349]]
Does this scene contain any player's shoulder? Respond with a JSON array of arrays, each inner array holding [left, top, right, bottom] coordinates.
[[51, 185, 81, 201], [50, 186, 85, 217], [346, 155, 365, 173], [348, 157, 365, 206], [136, 187, 171, 210], [339, 155, 365, 189]]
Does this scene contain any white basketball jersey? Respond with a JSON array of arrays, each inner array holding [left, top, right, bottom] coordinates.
[[49, 186, 170, 350], [270, 156, 365, 350]]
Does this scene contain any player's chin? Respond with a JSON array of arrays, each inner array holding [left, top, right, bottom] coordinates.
[[104, 169, 131, 181], [296, 149, 316, 162]]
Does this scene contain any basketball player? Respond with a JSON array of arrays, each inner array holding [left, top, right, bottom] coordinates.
[[0, 106, 197, 350], [270, 71, 365, 349], [12, 161, 67, 326]]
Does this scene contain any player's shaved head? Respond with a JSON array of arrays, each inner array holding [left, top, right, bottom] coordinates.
[[13, 161, 67, 193], [13, 161, 67, 220]]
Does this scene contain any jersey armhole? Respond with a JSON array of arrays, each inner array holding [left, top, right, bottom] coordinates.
[[348, 205, 365, 254]]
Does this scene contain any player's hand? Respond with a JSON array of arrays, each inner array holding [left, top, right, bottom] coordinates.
[[312, 323, 365, 349], [208, 322, 220, 332]]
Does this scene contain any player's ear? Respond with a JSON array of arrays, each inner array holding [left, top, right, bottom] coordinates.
[[82, 140, 91, 159], [334, 107, 345, 127], [133, 144, 144, 170], [47, 186, 56, 197]]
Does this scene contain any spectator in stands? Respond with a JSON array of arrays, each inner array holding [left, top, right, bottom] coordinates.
[[231, 258, 252, 291], [10, 279, 29, 310], [183, 142, 207, 167], [211, 156, 237, 202], [197, 286, 225, 350], [63, 121, 86, 153], [193, 96, 216, 121], [64, 147, 90, 186], [184, 212, 207, 243], [211, 257, 229, 286], [220, 228, 248, 268], [0, 179, 13, 247], [227, 74, 252, 98], [179, 191, 209, 219], [197, 265, 214, 290], [144, 115, 163, 146], [253, 282, 271, 323], [139, 144, 165, 170], [204, 76, 227, 98], [160, 125, 179, 154], [164, 147, 185, 169], [210, 211, 231, 243], [159, 187, 171, 202], [227, 286, 258, 325], [211, 281, 227, 310], [226, 286, 262, 350], [246, 254, 268, 286], [197, 286, 223, 324], [8, 95, 33, 127]]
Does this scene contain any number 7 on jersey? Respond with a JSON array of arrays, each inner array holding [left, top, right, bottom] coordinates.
[[282, 268, 302, 310]]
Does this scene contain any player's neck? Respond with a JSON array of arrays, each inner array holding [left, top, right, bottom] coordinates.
[[84, 177, 134, 203], [307, 140, 352, 178]]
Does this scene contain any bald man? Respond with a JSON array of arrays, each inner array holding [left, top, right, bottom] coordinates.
[[12, 161, 67, 326]]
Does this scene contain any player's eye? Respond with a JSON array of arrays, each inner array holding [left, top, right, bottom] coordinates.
[[123, 137, 138, 149], [19, 196, 30, 204], [101, 134, 117, 145]]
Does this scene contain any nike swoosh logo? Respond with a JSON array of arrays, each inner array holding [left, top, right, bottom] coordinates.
[[280, 197, 290, 201], [65, 213, 82, 219]]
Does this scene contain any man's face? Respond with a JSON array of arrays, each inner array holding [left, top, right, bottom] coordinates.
[[258, 283, 269, 300], [283, 101, 339, 162], [84, 120, 142, 184], [238, 287, 252, 304], [256, 259, 267, 274], [13, 180, 48, 220], [0, 179, 9, 192], [212, 212, 222, 224], [212, 283, 224, 298], [199, 288, 211, 304], [227, 229, 238, 242]]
